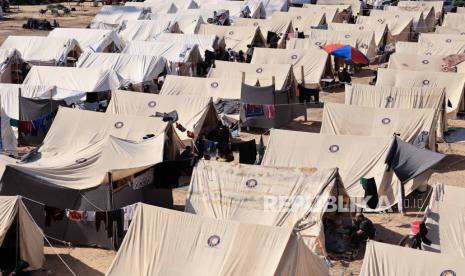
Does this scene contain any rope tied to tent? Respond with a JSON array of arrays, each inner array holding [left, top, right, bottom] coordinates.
[[20, 196, 78, 276]]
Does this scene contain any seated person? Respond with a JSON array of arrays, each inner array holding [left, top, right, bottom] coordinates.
[[338, 67, 352, 84], [350, 213, 375, 246]]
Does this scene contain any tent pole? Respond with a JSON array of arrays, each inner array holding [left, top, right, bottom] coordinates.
[[301, 66, 308, 122], [108, 172, 117, 250]]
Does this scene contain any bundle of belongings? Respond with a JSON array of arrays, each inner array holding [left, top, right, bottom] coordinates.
[[22, 18, 57, 30]]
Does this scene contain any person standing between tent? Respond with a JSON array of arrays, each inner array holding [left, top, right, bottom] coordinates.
[[338, 67, 352, 84], [350, 213, 376, 247], [246, 44, 254, 63]]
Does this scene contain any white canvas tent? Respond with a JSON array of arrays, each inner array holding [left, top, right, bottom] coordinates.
[[300, 5, 344, 23], [262, 129, 406, 210], [420, 33, 465, 45], [153, 33, 224, 57], [296, 29, 377, 59], [125, 1, 178, 14], [356, 14, 413, 42], [149, 13, 205, 34], [196, 0, 265, 19], [423, 184, 465, 257], [196, 24, 266, 52], [321, 102, 437, 149], [0, 196, 44, 271], [443, 13, 465, 29], [251, 48, 330, 85], [435, 26, 465, 35], [0, 84, 56, 119], [388, 52, 465, 73], [233, 17, 293, 48], [106, 203, 329, 276], [76, 52, 167, 89], [245, 0, 289, 18], [11, 107, 182, 187], [186, 160, 349, 257], [370, 9, 427, 34], [0, 36, 81, 66], [398, 0, 443, 22], [48, 28, 123, 53], [395, 41, 465, 55], [159, 75, 243, 99], [117, 20, 181, 45], [122, 41, 202, 76], [106, 90, 219, 142], [270, 10, 326, 30], [345, 84, 447, 137], [208, 60, 294, 90], [360, 241, 465, 276], [90, 6, 149, 29], [327, 22, 388, 47], [0, 48, 22, 83], [385, 5, 435, 32], [23, 66, 123, 102], [376, 68, 465, 118]]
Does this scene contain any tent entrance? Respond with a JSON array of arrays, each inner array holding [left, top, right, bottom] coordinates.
[[0, 216, 19, 272]]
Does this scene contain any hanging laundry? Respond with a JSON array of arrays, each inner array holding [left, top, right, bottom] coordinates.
[[231, 140, 256, 164], [18, 120, 32, 135], [257, 135, 265, 165], [86, 211, 96, 222], [187, 131, 194, 139], [106, 209, 124, 238], [176, 122, 187, 132], [122, 204, 136, 231], [264, 105, 276, 119], [9, 118, 18, 128], [31, 116, 49, 136], [95, 211, 107, 232], [66, 210, 85, 222], [44, 206, 65, 227], [244, 104, 264, 118]]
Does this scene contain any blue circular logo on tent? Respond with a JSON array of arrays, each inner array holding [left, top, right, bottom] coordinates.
[[210, 82, 219, 88], [114, 121, 124, 129], [207, 235, 221, 247], [382, 118, 391, 125], [440, 270, 456, 276], [148, 101, 156, 108], [246, 179, 258, 188], [329, 145, 340, 153]]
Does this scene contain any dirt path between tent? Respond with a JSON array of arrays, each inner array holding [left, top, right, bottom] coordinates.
[[0, 3, 101, 44], [2, 7, 463, 274]]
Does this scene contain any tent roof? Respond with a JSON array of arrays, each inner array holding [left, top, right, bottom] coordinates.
[[356, 15, 412, 42], [395, 41, 465, 55], [106, 203, 328, 276], [251, 48, 329, 85], [106, 90, 217, 140], [385, 5, 434, 31], [398, 0, 443, 19], [233, 17, 293, 36], [262, 129, 400, 209], [388, 52, 462, 73], [160, 75, 243, 99], [76, 52, 167, 83], [327, 22, 387, 46], [424, 184, 465, 257], [153, 33, 222, 56], [299, 5, 340, 22], [316, 0, 361, 14], [360, 241, 465, 275], [435, 26, 465, 35], [196, 24, 265, 52], [0, 36, 80, 65], [321, 102, 437, 148], [208, 60, 293, 90], [443, 13, 465, 29], [0, 196, 44, 270], [420, 33, 465, 45], [23, 66, 122, 100], [149, 14, 204, 34], [0, 83, 56, 119], [122, 40, 201, 64], [376, 68, 465, 117], [90, 6, 147, 29], [245, 0, 289, 18], [118, 19, 180, 43], [370, 9, 426, 32], [47, 28, 123, 52], [186, 160, 346, 255], [271, 10, 326, 30], [11, 107, 183, 189]]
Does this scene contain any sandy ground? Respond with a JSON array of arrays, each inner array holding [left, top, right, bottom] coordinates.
[[2, 6, 465, 276]]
